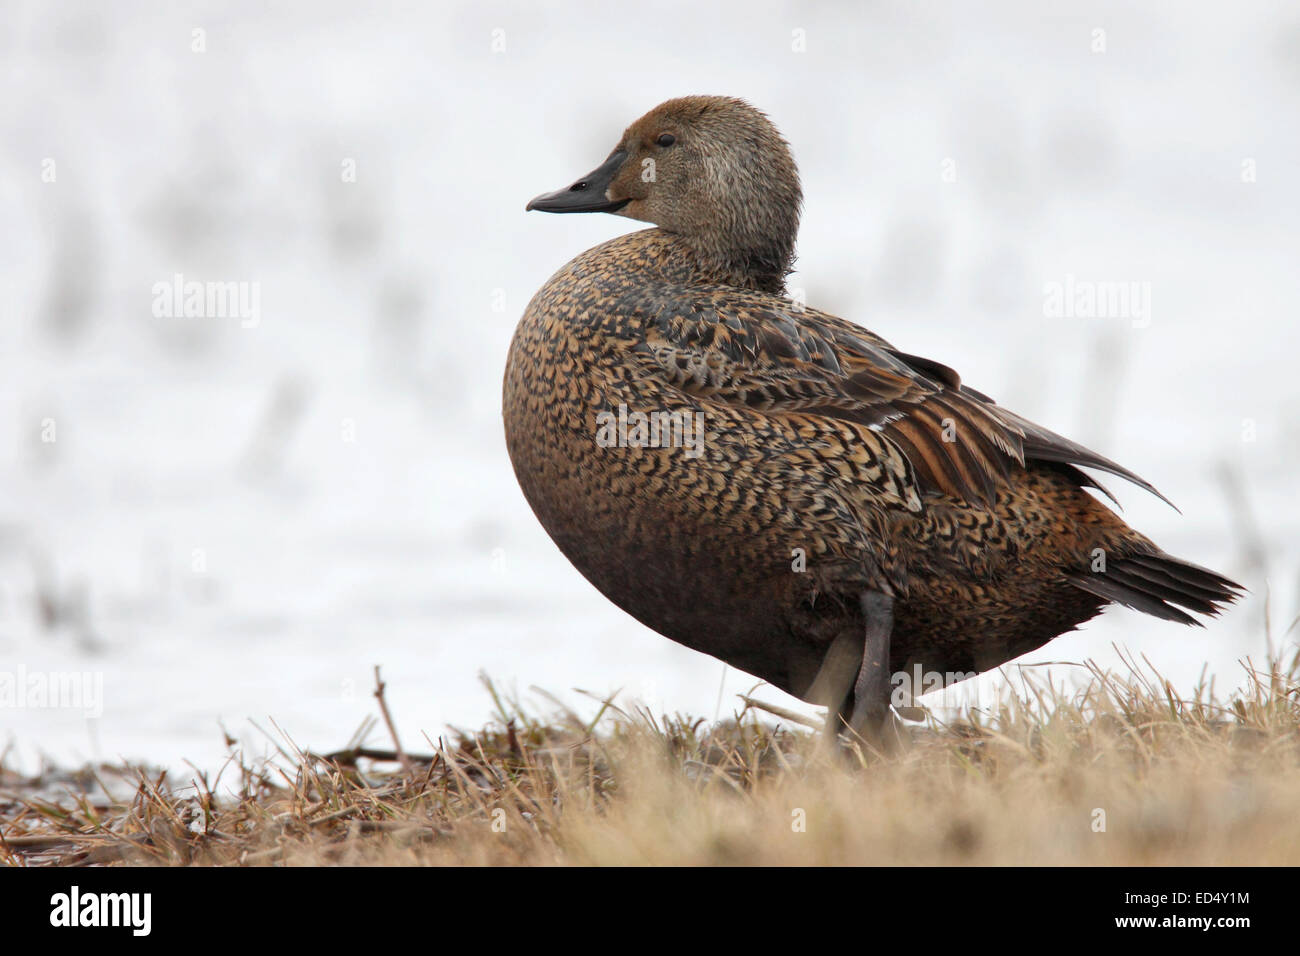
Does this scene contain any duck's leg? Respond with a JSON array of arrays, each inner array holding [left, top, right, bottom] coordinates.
[[846, 591, 896, 742]]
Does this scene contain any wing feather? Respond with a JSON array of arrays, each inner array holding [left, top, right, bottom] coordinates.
[[635, 294, 1167, 509]]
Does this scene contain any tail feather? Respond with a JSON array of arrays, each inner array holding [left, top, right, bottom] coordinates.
[[1113, 557, 1233, 608], [1066, 551, 1244, 626]]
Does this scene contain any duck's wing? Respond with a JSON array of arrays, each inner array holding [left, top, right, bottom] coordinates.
[[636, 296, 1169, 508]]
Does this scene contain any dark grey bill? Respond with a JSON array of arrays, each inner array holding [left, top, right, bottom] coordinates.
[[526, 150, 630, 213]]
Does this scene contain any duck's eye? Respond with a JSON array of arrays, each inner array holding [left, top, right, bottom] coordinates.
[[656, 133, 676, 148]]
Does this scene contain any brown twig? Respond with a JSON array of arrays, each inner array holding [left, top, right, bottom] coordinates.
[[373, 666, 415, 777], [737, 695, 822, 730]]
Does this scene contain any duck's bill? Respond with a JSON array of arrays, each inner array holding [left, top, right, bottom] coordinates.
[[526, 150, 630, 213]]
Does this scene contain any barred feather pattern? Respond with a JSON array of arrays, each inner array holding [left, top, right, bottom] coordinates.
[[504, 227, 1242, 701]]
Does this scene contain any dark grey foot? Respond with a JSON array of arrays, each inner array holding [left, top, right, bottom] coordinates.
[[842, 591, 902, 750]]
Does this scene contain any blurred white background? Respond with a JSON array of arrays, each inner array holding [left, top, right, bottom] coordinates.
[[1, 1, 1297, 773]]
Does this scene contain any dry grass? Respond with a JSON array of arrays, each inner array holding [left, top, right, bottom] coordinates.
[[2, 651, 1299, 867]]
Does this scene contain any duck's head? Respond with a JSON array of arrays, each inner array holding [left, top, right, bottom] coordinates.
[[527, 95, 802, 292]]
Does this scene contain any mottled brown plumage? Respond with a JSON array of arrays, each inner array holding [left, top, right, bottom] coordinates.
[[504, 96, 1242, 736]]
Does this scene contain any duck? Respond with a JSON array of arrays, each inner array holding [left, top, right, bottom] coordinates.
[[503, 95, 1242, 741]]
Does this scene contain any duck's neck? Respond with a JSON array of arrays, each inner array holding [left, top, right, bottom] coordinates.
[[679, 233, 794, 295], [618, 229, 795, 296], [669, 180, 801, 294]]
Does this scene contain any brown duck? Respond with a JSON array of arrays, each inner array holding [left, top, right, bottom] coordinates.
[[503, 95, 1242, 738]]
